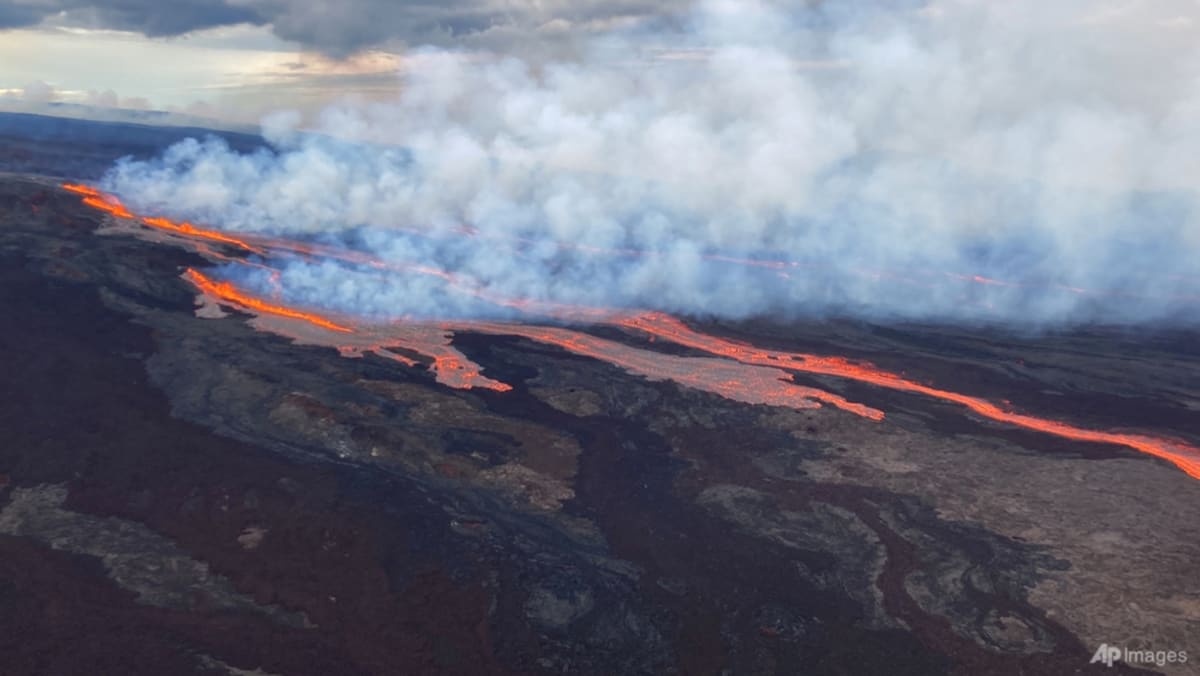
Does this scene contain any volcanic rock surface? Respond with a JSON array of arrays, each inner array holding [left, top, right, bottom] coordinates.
[[0, 115, 1197, 675]]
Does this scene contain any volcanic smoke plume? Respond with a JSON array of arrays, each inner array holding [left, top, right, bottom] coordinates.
[[64, 185, 1200, 480], [100, 0, 1200, 325]]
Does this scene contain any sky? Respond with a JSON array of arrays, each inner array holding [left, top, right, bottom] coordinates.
[[1, 1, 1198, 126], [0, 0, 691, 124]]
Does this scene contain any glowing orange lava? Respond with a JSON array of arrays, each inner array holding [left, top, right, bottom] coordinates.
[[63, 182, 1200, 480], [183, 268, 513, 392], [183, 268, 353, 333], [142, 216, 264, 254], [68, 183, 1181, 314], [180, 265, 865, 408], [66, 184, 265, 254], [616, 312, 1200, 479], [81, 195, 133, 219], [461, 322, 882, 418], [62, 183, 101, 197]]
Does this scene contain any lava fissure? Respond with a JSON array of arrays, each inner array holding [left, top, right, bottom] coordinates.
[[67, 183, 1200, 480], [616, 312, 1200, 479], [183, 268, 354, 334]]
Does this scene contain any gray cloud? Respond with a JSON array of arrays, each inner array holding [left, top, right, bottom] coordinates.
[[0, 3, 45, 29], [79, 1, 263, 36], [3, 0, 688, 55], [3, 0, 264, 35], [21, 79, 56, 102]]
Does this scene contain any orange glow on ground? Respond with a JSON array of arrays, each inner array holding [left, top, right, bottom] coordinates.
[[67, 184, 264, 254], [63, 183, 1200, 480], [183, 268, 353, 334], [142, 216, 264, 254], [183, 268, 512, 392], [462, 322, 882, 419], [81, 195, 133, 219], [67, 190, 247, 266], [66, 183, 1200, 309], [62, 183, 101, 197], [342, 331, 514, 392], [616, 312, 1200, 480]]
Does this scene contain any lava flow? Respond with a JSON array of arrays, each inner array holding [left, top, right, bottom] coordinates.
[[183, 268, 353, 333], [66, 185, 263, 254], [181, 266, 873, 410], [184, 268, 514, 392], [463, 322, 883, 419], [617, 312, 1200, 480], [65, 183, 1200, 481]]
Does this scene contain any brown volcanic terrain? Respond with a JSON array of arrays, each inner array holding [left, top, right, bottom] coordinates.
[[1, 118, 1199, 675]]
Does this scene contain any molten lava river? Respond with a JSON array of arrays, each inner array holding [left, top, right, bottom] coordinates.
[[63, 183, 1200, 480]]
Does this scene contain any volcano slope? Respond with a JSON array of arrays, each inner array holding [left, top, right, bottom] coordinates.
[[1, 164, 1199, 675]]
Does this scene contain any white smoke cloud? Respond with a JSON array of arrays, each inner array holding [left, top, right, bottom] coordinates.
[[21, 80, 57, 103], [102, 0, 1200, 325]]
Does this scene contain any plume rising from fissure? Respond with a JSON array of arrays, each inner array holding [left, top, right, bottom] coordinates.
[[98, 0, 1200, 325], [67, 186, 1200, 480]]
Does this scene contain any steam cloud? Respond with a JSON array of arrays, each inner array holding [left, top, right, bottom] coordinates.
[[102, 0, 1200, 325]]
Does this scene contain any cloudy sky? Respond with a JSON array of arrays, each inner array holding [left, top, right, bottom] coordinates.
[[2, 0, 1199, 125], [0, 0, 693, 123]]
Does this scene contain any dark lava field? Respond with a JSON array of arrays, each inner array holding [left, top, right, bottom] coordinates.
[[0, 113, 1197, 675]]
